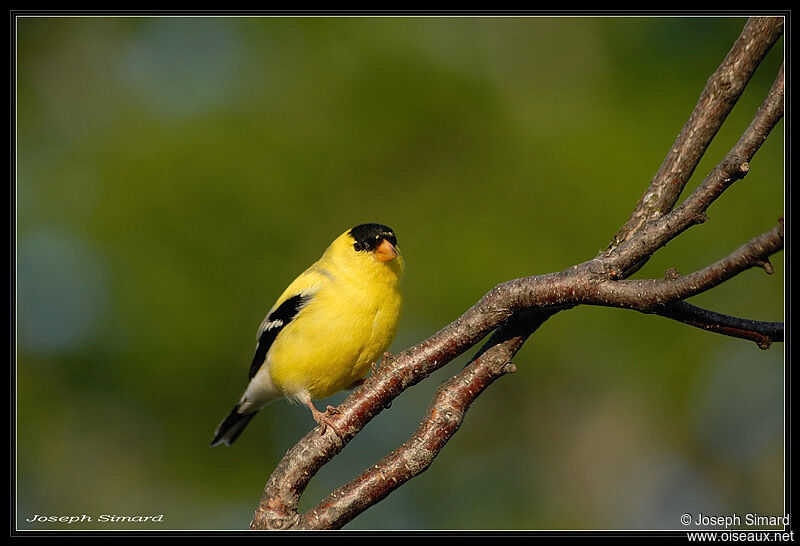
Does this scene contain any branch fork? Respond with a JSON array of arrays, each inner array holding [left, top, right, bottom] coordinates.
[[250, 17, 784, 530]]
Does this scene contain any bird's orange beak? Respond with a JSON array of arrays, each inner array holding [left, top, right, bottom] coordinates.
[[374, 239, 399, 262]]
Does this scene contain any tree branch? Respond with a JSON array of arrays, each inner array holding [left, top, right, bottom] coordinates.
[[588, 221, 783, 311], [601, 59, 784, 276], [252, 219, 784, 529], [609, 16, 784, 250], [654, 301, 783, 349], [249, 18, 784, 530], [298, 311, 550, 529]]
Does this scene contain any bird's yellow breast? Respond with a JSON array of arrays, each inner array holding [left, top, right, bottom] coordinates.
[[267, 248, 403, 400]]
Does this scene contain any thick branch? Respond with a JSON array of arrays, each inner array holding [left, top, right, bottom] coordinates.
[[250, 296, 525, 528], [609, 16, 784, 250], [298, 312, 549, 529]]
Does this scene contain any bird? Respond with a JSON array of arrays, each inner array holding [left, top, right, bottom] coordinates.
[[210, 223, 404, 446]]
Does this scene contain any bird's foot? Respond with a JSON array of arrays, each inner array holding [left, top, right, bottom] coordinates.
[[372, 352, 395, 373], [301, 394, 343, 438], [311, 405, 343, 438]]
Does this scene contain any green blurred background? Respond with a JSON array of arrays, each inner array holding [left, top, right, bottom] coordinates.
[[16, 16, 784, 530]]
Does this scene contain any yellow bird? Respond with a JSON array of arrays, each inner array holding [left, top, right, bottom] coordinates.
[[210, 223, 404, 446]]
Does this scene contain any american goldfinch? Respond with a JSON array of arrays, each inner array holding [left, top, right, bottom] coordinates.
[[210, 223, 404, 446]]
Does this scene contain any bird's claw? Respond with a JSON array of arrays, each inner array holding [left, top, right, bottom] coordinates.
[[372, 352, 394, 373], [312, 406, 343, 438]]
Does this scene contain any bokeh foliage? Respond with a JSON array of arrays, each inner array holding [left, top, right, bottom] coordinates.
[[17, 16, 784, 530]]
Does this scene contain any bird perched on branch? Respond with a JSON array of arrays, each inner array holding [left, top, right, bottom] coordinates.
[[211, 223, 404, 446]]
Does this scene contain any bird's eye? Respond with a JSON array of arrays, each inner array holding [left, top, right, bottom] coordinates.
[[353, 242, 364, 252]]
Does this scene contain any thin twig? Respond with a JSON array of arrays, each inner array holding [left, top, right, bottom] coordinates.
[[655, 301, 783, 349]]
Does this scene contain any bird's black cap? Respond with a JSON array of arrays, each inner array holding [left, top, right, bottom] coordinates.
[[348, 223, 397, 251]]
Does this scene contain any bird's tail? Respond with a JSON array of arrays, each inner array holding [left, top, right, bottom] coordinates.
[[210, 404, 257, 447]]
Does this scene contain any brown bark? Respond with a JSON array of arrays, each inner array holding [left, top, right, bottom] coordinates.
[[250, 16, 784, 530]]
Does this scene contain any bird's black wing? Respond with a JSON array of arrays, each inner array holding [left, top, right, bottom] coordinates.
[[248, 293, 312, 379]]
